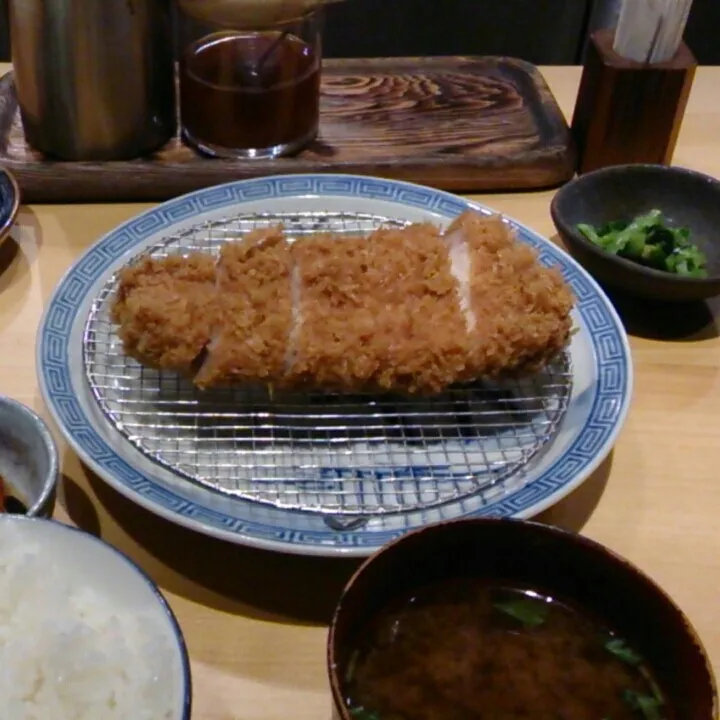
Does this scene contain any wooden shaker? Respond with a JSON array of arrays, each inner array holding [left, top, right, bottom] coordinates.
[[571, 28, 697, 175]]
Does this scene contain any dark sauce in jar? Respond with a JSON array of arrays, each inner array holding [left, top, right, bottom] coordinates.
[[342, 578, 671, 720], [180, 30, 320, 155]]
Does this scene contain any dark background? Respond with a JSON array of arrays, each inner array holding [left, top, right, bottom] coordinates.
[[0, 0, 717, 64]]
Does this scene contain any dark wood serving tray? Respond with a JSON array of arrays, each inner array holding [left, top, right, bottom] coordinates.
[[0, 57, 575, 203]]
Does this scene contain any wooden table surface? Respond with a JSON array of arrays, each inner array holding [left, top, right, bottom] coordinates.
[[1, 65, 719, 718]]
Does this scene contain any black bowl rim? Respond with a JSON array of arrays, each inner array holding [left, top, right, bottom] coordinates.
[[0, 167, 19, 242], [550, 164, 720, 287], [327, 516, 718, 719]]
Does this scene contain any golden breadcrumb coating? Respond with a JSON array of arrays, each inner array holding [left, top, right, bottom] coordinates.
[[447, 211, 575, 379], [109, 212, 576, 396], [110, 253, 217, 374], [193, 227, 292, 389], [288, 223, 469, 394]]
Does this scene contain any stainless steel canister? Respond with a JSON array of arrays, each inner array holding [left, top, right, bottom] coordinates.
[[10, 0, 176, 161]]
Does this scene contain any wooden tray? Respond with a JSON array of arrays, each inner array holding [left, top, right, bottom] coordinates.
[[0, 57, 575, 203]]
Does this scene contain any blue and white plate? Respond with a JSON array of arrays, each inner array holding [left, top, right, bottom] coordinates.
[[37, 174, 632, 557]]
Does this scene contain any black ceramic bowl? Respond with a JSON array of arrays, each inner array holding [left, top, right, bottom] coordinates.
[[550, 164, 720, 302], [0, 167, 19, 248], [328, 518, 718, 719]]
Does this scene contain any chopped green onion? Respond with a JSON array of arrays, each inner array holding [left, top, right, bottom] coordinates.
[[493, 597, 549, 628], [604, 637, 643, 666], [576, 210, 707, 278]]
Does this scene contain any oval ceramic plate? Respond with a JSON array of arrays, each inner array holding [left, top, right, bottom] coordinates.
[[37, 174, 632, 557]]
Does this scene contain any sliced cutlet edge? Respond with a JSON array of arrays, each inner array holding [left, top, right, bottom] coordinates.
[[446, 211, 575, 379], [110, 252, 218, 375], [193, 227, 292, 389], [283, 238, 304, 382], [288, 223, 470, 394], [443, 219, 478, 339], [368, 223, 470, 393], [282, 231, 361, 390]]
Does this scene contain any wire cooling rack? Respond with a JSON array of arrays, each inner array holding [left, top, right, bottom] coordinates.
[[83, 211, 573, 517]]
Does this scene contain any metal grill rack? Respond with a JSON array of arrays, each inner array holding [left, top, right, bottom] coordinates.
[[83, 211, 573, 517]]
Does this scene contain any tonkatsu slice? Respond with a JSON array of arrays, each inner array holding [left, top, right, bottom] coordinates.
[[110, 252, 217, 375], [109, 211, 575, 395]]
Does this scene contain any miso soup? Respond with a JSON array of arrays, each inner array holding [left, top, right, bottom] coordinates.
[[341, 578, 670, 720]]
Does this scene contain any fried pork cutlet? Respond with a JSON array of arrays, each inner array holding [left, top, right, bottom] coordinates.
[[445, 212, 574, 379], [287, 223, 470, 393], [110, 212, 575, 395], [110, 253, 217, 375], [193, 227, 292, 389]]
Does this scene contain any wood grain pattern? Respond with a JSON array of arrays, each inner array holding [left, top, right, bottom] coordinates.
[[0, 57, 574, 203], [572, 30, 697, 174]]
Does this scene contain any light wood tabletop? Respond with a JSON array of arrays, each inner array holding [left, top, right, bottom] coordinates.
[[1, 65, 719, 719]]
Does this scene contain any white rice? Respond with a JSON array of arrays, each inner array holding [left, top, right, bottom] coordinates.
[[0, 538, 180, 720]]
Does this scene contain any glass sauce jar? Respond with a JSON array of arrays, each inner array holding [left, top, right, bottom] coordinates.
[[177, 0, 323, 159]]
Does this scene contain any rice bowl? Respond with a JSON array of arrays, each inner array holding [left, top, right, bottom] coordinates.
[[0, 516, 191, 720]]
